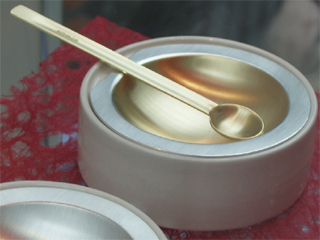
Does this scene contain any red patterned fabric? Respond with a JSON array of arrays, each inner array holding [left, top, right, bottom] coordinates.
[[1, 17, 319, 239]]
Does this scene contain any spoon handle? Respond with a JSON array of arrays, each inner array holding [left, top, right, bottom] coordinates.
[[11, 5, 215, 114]]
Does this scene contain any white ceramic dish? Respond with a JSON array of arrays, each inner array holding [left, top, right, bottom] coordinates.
[[0, 181, 166, 239], [78, 36, 317, 231]]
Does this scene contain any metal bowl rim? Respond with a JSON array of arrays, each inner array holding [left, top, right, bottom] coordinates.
[[0, 181, 166, 240], [90, 42, 312, 157]]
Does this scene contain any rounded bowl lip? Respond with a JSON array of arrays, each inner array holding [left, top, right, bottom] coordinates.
[[0, 180, 166, 240], [88, 36, 315, 157]]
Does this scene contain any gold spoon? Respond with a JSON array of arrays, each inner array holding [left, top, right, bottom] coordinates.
[[11, 5, 264, 140]]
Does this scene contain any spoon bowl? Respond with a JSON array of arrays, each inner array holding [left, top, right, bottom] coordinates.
[[209, 104, 264, 140]]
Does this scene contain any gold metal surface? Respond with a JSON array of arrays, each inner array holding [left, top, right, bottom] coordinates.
[[113, 55, 289, 144]]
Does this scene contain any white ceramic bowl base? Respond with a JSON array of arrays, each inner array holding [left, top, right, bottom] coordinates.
[[78, 36, 317, 231]]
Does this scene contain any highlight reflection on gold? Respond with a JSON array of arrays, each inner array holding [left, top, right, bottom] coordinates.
[[113, 55, 289, 144]]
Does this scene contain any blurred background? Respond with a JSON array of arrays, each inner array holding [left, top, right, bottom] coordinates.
[[1, 0, 319, 96]]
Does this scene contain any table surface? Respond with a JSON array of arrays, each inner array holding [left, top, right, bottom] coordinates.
[[1, 17, 319, 239]]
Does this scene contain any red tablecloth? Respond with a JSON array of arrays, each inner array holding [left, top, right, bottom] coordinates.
[[1, 17, 319, 239]]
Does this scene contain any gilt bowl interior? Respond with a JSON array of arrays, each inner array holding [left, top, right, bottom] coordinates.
[[113, 54, 289, 144]]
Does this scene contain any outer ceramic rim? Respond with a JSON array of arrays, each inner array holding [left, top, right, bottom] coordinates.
[[0, 181, 166, 240], [89, 40, 312, 157]]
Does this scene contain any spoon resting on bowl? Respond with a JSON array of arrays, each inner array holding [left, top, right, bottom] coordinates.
[[11, 5, 264, 140]]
